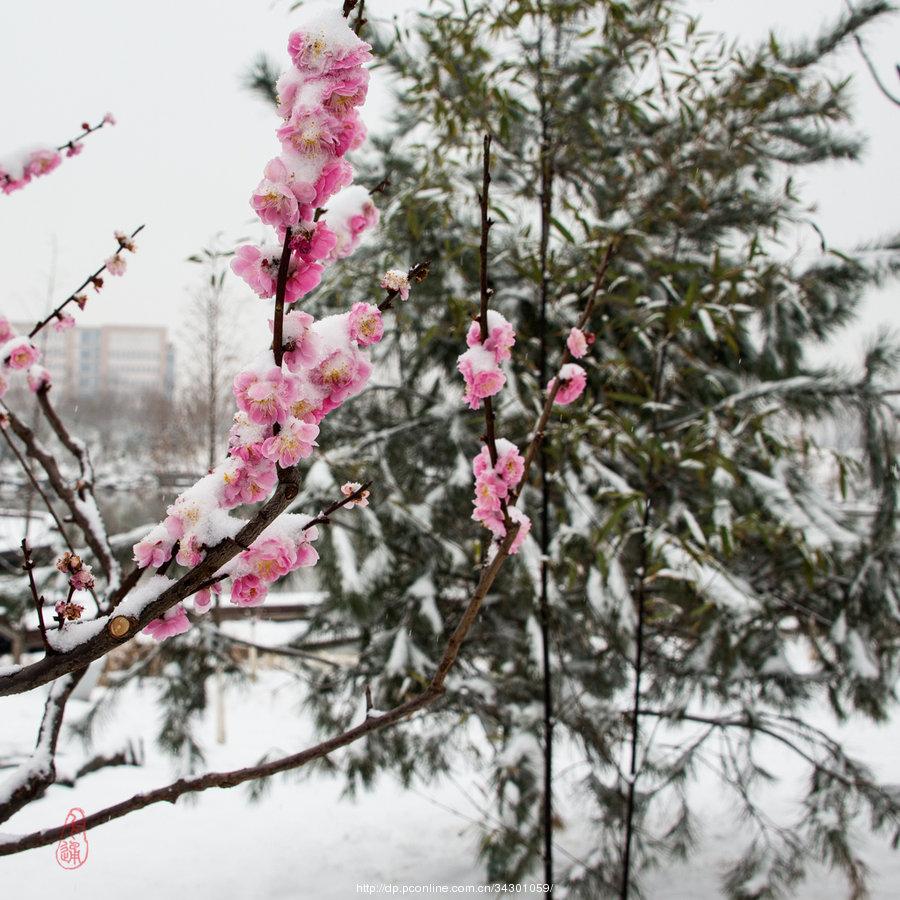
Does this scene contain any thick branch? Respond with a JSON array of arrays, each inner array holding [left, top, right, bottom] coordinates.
[[0, 526, 519, 854], [3, 406, 115, 582], [0, 468, 304, 698], [0, 670, 85, 824]]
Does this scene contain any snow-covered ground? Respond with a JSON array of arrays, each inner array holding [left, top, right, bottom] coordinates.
[[2, 637, 900, 898]]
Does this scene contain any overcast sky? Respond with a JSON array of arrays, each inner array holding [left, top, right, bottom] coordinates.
[[1, 0, 898, 361]]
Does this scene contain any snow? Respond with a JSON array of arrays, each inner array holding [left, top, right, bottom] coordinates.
[[3, 645, 899, 898]]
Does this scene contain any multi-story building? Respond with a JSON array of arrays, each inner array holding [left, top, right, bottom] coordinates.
[[15, 323, 175, 401]]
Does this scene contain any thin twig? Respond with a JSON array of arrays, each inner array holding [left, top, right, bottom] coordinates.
[[28, 225, 144, 339], [0, 424, 73, 551], [22, 540, 51, 655]]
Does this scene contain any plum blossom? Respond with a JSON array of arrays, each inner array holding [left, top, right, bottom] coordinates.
[[231, 574, 268, 607], [233, 366, 299, 426], [222, 454, 279, 507], [143, 604, 191, 641], [548, 363, 587, 405], [286, 10, 373, 74], [458, 345, 505, 410], [25, 148, 62, 178], [381, 269, 410, 300], [56, 552, 95, 591], [466, 310, 515, 363], [251, 157, 317, 228], [260, 416, 319, 467], [566, 326, 594, 359], [133, 524, 176, 569], [347, 303, 383, 346], [507, 507, 532, 554], [4, 338, 40, 370], [310, 346, 371, 406], [280, 309, 323, 370], [105, 254, 127, 275], [341, 482, 370, 507], [53, 313, 76, 332]]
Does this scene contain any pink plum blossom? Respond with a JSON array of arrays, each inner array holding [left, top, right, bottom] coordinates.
[[0, 317, 13, 343], [286, 14, 373, 74], [457, 345, 505, 410], [381, 270, 410, 300], [348, 303, 383, 346], [279, 309, 323, 370], [548, 363, 587, 405], [260, 417, 319, 467], [143, 604, 191, 641], [277, 108, 340, 158], [566, 327, 594, 359], [133, 525, 176, 568], [230, 574, 268, 607], [233, 366, 299, 426], [466, 310, 515, 363], [194, 582, 221, 614], [231, 244, 281, 299], [313, 158, 353, 208], [290, 221, 337, 263], [105, 254, 127, 275], [507, 507, 532, 555], [53, 313, 76, 332], [341, 482, 370, 507], [222, 455, 279, 507], [251, 157, 317, 228], [5, 338, 40, 370], [320, 68, 370, 115], [310, 347, 371, 405], [24, 148, 62, 178]]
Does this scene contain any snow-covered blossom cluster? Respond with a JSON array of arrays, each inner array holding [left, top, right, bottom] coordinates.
[[0, 317, 48, 400], [133, 8, 387, 639], [457, 311, 515, 410], [231, 5, 377, 302], [0, 113, 114, 195], [472, 441, 530, 553], [548, 327, 590, 404], [459, 312, 531, 554]]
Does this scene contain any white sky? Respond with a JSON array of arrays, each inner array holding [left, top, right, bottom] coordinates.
[[1, 0, 899, 359]]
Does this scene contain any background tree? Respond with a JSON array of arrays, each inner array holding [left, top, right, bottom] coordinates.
[[251, 0, 900, 895], [180, 241, 249, 472]]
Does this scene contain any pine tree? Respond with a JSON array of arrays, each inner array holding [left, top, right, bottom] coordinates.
[[259, 1, 900, 894]]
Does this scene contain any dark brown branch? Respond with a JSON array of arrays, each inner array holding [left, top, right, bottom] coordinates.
[[477, 135, 499, 468], [0, 467, 304, 698], [0, 525, 520, 855], [3, 407, 116, 583], [0, 423, 73, 551], [22, 540, 51, 654], [272, 226, 293, 368]]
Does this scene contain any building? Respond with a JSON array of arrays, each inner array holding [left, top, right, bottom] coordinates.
[[15, 322, 175, 402]]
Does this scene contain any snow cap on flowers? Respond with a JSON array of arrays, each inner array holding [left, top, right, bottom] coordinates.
[[548, 363, 587, 405], [458, 345, 505, 410], [466, 310, 515, 363], [286, 5, 373, 75]]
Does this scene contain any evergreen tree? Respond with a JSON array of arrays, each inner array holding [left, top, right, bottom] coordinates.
[[270, 1, 900, 894]]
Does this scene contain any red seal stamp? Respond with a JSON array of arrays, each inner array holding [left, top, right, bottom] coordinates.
[[55, 807, 88, 869]]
